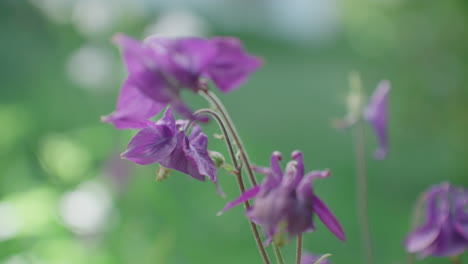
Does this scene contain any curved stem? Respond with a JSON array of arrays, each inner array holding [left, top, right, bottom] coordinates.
[[190, 109, 237, 168], [354, 120, 374, 264], [200, 88, 258, 186], [191, 108, 271, 264], [273, 243, 285, 264], [296, 234, 303, 264]]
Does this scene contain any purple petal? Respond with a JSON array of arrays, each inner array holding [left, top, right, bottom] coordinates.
[[113, 34, 151, 75], [172, 38, 217, 88], [218, 186, 261, 215], [183, 130, 217, 182], [270, 151, 283, 179], [157, 131, 207, 181], [364, 80, 390, 160], [296, 170, 331, 208], [203, 37, 262, 92], [312, 194, 346, 241], [170, 98, 209, 123], [292, 150, 304, 180], [101, 79, 165, 129], [419, 220, 468, 258], [252, 165, 271, 175], [453, 191, 468, 239], [155, 107, 177, 132], [405, 185, 447, 253], [114, 34, 181, 106], [121, 122, 178, 165]]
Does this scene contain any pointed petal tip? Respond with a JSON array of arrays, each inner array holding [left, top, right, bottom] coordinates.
[[120, 151, 129, 159], [214, 181, 226, 198], [272, 151, 282, 161], [322, 169, 331, 178], [291, 150, 302, 160]]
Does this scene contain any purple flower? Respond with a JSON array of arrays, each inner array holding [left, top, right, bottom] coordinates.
[[405, 182, 468, 258], [219, 151, 345, 244], [120, 107, 220, 190], [364, 80, 390, 160], [301, 253, 331, 264], [102, 34, 261, 129]]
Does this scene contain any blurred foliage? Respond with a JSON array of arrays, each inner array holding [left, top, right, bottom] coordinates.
[[0, 1, 467, 264]]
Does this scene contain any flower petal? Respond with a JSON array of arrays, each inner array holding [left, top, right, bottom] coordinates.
[[405, 185, 447, 253], [218, 186, 261, 215], [101, 79, 165, 129], [183, 130, 217, 182], [270, 151, 283, 179], [203, 37, 262, 92], [364, 80, 390, 160], [454, 192, 468, 240], [312, 194, 346, 241], [292, 150, 304, 180], [121, 122, 178, 165]]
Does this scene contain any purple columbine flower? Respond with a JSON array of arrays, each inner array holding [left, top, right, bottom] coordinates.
[[405, 182, 468, 258], [120, 107, 220, 191], [364, 80, 390, 160], [102, 34, 262, 129], [301, 253, 331, 264], [219, 151, 345, 244]]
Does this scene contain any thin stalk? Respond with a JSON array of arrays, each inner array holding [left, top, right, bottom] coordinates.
[[273, 243, 285, 264], [296, 234, 303, 264], [200, 88, 258, 186], [353, 120, 374, 264], [191, 109, 271, 264]]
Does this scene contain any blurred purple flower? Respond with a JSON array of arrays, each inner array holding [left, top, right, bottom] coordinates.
[[120, 107, 219, 190], [364, 80, 390, 160], [219, 151, 345, 244], [102, 34, 261, 129], [301, 253, 331, 264], [405, 182, 468, 258]]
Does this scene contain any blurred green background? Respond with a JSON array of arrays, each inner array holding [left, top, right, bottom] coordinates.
[[1, 0, 467, 263]]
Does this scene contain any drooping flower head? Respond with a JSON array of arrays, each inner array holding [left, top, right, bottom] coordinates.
[[120, 107, 220, 192], [335, 72, 391, 160], [364, 80, 390, 160], [219, 151, 345, 244], [405, 182, 468, 258], [102, 34, 262, 129]]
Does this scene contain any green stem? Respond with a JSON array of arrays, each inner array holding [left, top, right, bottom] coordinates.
[[191, 108, 271, 264], [296, 234, 303, 264], [273, 243, 285, 264], [200, 88, 259, 186], [353, 120, 374, 264]]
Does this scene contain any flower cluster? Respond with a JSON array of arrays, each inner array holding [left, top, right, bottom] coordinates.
[[102, 33, 346, 263], [219, 151, 345, 244], [120, 108, 220, 189], [405, 182, 468, 258], [102, 34, 262, 129]]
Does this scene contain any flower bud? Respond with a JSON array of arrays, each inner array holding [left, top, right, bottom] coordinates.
[[209, 151, 225, 168]]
